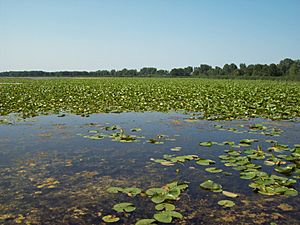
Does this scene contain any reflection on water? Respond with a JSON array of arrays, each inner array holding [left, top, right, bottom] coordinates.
[[0, 112, 299, 224]]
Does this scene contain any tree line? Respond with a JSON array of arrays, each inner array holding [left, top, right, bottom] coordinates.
[[1, 58, 299, 78]]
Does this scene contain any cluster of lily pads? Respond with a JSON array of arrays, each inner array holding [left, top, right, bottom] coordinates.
[[1, 78, 299, 119], [152, 136, 299, 198], [214, 123, 284, 136], [80, 124, 177, 145], [219, 143, 299, 196], [79, 125, 142, 143], [103, 181, 188, 224]]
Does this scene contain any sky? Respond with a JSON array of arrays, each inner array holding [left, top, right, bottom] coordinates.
[[0, 0, 299, 71]]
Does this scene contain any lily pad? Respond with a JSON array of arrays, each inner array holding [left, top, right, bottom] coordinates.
[[170, 147, 182, 152], [222, 191, 239, 198], [196, 158, 215, 166], [107, 187, 123, 193], [240, 171, 256, 179], [218, 200, 235, 208], [199, 141, 213, 147], [102, 215, 120, 223], [113, 202, 136, 213], [200, 180, 222, 192], [205, 167, 223, 173], [122, 187, 142, 197], [155, 203, 176, 211], [153, 211, 183, 223], [135, 219, 157, 225], [131, 128, 142, 132]]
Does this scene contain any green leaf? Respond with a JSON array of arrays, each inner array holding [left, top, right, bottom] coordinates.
[[135, 219, 157, 225], [222, 191, 239, 198], [153, 211, 183, 223], [102, 215, 120, 223], [113, 202, 136, 213], [122, 187, 142, 197], [240, 172, 256, 179], [199, 141, 213, 147], [107, 187, 123, 193], [155, 203, 176, 211], [196, 158, 215, 166], [151, 195, 167, 204], [199, 180, 222, 192], [170, 146, 182, 152], [205, 167, 223, 173], [153, 212, 172, 223], [218, 200, 235, 207]]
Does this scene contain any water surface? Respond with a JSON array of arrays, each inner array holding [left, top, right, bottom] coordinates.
[[0, 112, 299, 224]]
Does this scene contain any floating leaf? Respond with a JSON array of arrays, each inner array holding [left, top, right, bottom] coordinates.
[[131, 128, 142, 132], [218, 200, 235, 207], [200, 180, 222, 192], [274, 164, 295, 175], [135, 219, 157, 225], [205, 167, 223, 173], [222, 191, 239, 198], [240, 172, 256, 179], [102, 215, 120, 223], [223, 141, 235, 146], [113, 202, 136, 213], [122, 187, 142, 197], [107, 187, 123, 194], [153, 211, 183, 223], [196, 158, 215, 166], [170, 147, 182, 152], [155, 203, 176, 211], [153, 212, 172, 223], [199, 141, 213, 147]]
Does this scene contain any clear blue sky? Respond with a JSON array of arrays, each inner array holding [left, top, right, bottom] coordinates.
[[0, 0, 299, 71]]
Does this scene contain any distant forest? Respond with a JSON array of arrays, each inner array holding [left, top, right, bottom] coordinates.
[[1, 58, 299, 79]]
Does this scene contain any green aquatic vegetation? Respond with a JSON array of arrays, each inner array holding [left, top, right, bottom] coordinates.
[[249, 123, 267, 130], [107, 187, 124, 193], [239, 139, 257, 146], [1, 78, 300, 119], [153, 159, 175, 166], [168, 155, 198, 163], [107, 187, 141, 197], [222, 191, 239, 198], [135, 219, 157, 225], [264, 155, 284, 166], [170, 146, 182, 152], [113, 134, 138, 142], [146, 181, 188, 203], [147, 139, 164, 144], [113, 202, 136, 213], [153, 211, 183, 223], [199, 141, 217, 147], [274, 164, 296, 175], [223, 141, 235, 146], [105, 125, 120, 131], [153, 154, 198, 166], [196, 158, 215, 166], [131, 127, 142, 132], [268, 143, 290, 152], [249, 174, 298, 196], [205, 167, 223, 173], [155, 203, 176, 211], [102, 215, 120, 223], [218, 200, 235, 208], [240, 171, 257, 179], [199, 180, 222, 192], [83, 134, 105, 140]]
